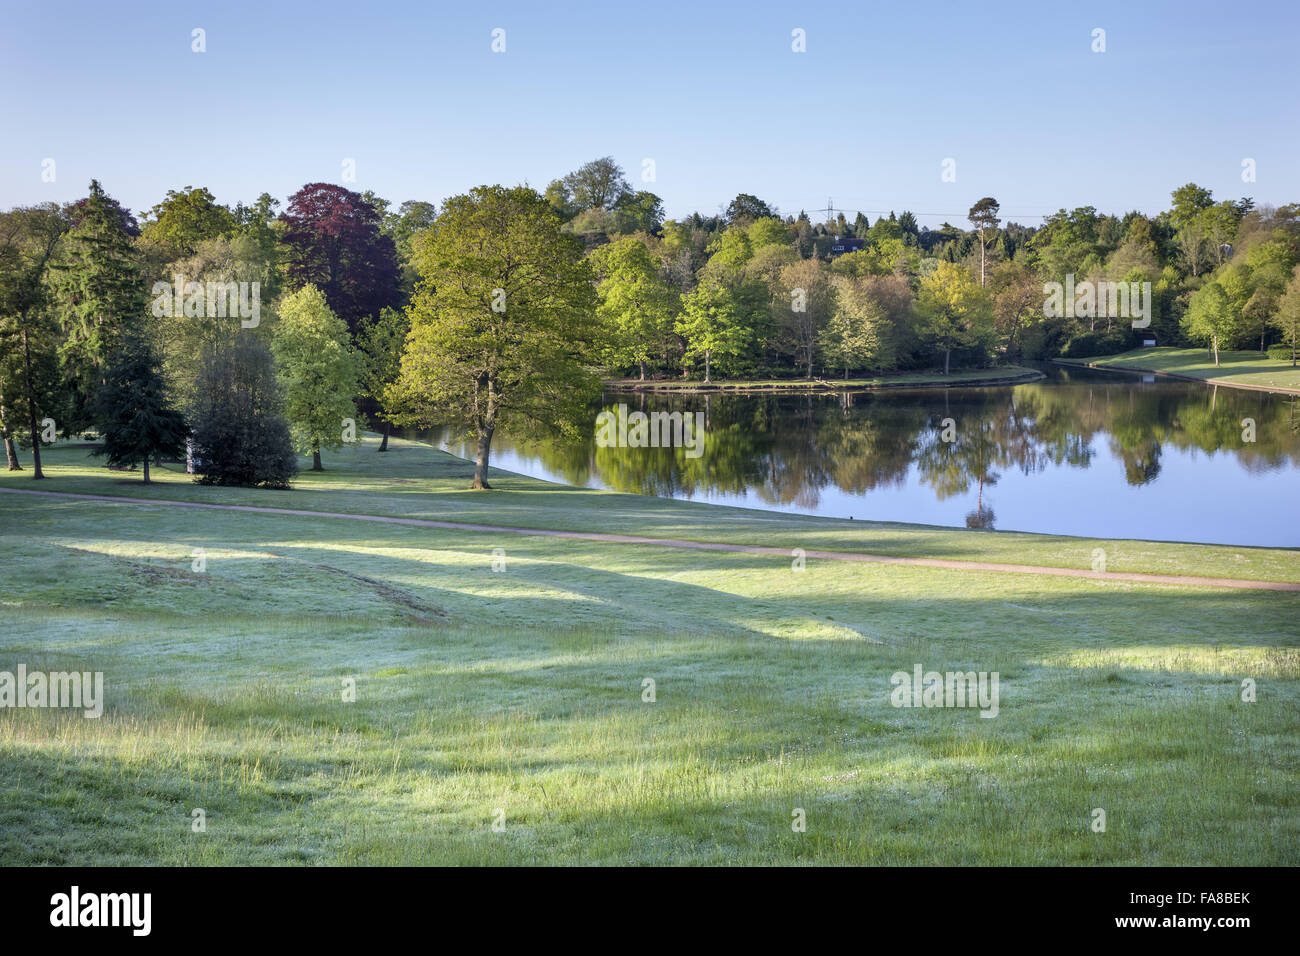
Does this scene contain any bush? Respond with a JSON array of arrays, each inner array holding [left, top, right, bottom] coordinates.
[[1267, 343, 1296, 362], [1060, 329, 1136, 359], [190, 337, 298, 488]]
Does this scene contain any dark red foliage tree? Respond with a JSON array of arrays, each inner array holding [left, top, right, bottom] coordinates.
[[279, 183, 401, 334]]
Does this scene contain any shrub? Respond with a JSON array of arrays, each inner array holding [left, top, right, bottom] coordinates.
[[1267, 343, 1296, 362], [1060, 329, 1135, 359]]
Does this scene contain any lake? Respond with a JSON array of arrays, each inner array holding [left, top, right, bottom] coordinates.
[[407, 363, 1300, 547]]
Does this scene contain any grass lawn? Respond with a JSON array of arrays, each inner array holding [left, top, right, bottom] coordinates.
[[605, 365, 1044, 391], [1071, 347, 1300, 393], [1, 437, 1297, 865]]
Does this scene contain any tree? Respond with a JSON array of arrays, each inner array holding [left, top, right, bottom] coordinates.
[[356, 305, 409, 451], [725, 193, 776, 226], [384, 200, 437, 263], [279, 183, 401, 334], [543, 180, 579, 221], [676, 283, 749, 383], [190, 336, 297, 488], [968, 197, 1000, 287], [52, 180, 147, 433], [140, 186, 235, 257], [154, 233, 278, 413], [231, 193, 282, 288], [776, 258, 834, 377], [614, 191, 665, 235], [1202, 200, 1247, 267], [989, 260, 1042, 359], [588, 238, 678, 380], [1274, 265, 1300, 367], [822, 276, 890, 377], [914, 261, 994, 375], [0, 204, 70, 478], [1182, 282, 1237, 366], [272, 284, 360, 470], [1169, 183, 1215, 277], [91, 331, 187, 483], [388, 185, 598, 489], [562, 157, 631, 211]]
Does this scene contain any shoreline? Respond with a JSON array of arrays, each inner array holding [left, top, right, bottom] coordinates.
[[1053, 357, 1300, 396], [604, 367, 1045, 394]]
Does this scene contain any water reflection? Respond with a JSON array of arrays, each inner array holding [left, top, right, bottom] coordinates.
[[406, 366, 1300, 547]]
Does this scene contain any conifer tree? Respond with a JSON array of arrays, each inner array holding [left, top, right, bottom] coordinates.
[[92, 331, 187, 483], [53, 181, 146, 431]]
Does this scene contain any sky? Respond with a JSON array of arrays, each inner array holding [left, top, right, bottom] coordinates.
[[2, 0, 1298, 229]]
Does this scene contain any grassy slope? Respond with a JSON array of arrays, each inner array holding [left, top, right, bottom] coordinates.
[[1, 437, 1297, 865], [1076, 347, 1300, 392]]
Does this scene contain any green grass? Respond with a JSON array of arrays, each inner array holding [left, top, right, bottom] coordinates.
[[1073, 347, 1300, 392], [1, 437, 1297, 865], [605, 365, 1044, 391]]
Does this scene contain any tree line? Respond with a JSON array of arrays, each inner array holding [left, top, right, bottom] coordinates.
[[2, 157, 1298, 488]]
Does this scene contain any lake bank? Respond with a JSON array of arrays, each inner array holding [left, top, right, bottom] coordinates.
[[604, 366, 1045, 393], [1055, 348, 1300, 395]]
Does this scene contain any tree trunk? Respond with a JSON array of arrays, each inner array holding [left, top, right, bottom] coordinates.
[[471, 426, 494, 489], [26, 394, 42, 480], [20, 323, 43, 479], [1212, 336, 1220, 367], [944, 348, 951, 376], [0, 401, 20, 470], [312, 443, 322, 471], [143, 458, 151, 484], [979, 238, 986, 287], [378, 421, 390, 452], [704, 350, 712, 384], [639, 360, 646, 381]]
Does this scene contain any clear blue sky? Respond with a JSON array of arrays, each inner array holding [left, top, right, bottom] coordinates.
[[2, 0, 1297, 228]]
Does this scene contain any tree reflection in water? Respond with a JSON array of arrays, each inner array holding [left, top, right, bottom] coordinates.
[[403, 366, 1300, 542]]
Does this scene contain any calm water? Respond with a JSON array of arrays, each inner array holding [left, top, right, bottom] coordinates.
[[410, 364, 1300, 547]]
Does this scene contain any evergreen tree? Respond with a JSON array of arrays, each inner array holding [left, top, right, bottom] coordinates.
[[92, 331, 187, 483], [53, 180, 147, 432]]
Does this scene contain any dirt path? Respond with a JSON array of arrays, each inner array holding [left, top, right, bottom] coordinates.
[[3, 486, 1297, 592]]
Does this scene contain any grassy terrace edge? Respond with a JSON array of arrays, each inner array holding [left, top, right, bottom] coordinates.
[[603, 365, 1045, 392], [1056, 347, 1300, 395], [2, 436, 1296, 585]]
